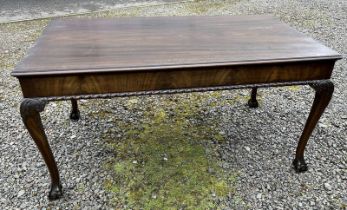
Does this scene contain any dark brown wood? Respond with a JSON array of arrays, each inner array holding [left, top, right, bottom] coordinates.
[[70, 99, 80, 121], [12, 16, 342, 199], [18, 60, 335, 98], [248, 87, 259, 108], [20, 99, 62, 200], [293, 80, 334, 172], [12, 15, 341, 77]]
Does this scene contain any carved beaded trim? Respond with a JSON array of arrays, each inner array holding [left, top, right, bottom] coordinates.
[[26, 80, 329, 102]]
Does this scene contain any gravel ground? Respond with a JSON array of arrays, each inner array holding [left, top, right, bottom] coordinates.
[[0, 0, 346, 209], [0, 0, 184, 23]]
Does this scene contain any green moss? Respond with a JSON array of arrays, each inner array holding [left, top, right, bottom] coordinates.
[[214, 133, 225, 142], [286, 86, 301, 92], [185, 0, 223, 14], [76, 183, 86, 192], [214, 180, 229, 196], [185, 0, 237, 15], [93, 7, 143, 18], [103, 94, 237, 209]]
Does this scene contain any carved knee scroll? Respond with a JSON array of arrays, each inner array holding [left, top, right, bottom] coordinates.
[[293, 80, 334, 172], [20, 99, 62, 200]]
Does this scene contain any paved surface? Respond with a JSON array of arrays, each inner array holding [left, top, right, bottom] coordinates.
[[0, 0, 182, 23], [0, 0, 346, 209]]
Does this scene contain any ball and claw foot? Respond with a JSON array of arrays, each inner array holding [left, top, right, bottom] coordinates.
[[48, 183, 63, 200], [69, 110, 80, 121], [248, 99, 259, 108], [248, 88, 259, 108], [293, 158, 308, 173], [70, 99, 80, 121]]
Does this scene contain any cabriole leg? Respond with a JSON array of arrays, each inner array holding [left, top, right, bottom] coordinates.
[[20, 99, 63, 200], [293, 80, 334, 172], [248, 87, 259, 108], [70, 99, 80, 121]]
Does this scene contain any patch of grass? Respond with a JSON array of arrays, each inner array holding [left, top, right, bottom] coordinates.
[[91, 7, 143, 18], [286, 85, 301, 92], [76, 183, 86, 192], [74, 0, 239, 19], [186, 0, 226, 15], [103, 93, 237, 209], [336, 198, 347, 210]]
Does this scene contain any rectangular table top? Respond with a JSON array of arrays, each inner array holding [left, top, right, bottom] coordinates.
[[13, 15, 341, 77]]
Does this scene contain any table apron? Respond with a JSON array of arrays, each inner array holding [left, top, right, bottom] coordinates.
[[20, 79, 329, 101], [18, 60, 334, 99]]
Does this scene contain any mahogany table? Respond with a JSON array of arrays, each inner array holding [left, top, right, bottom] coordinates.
[[12, 15, 341, 200]]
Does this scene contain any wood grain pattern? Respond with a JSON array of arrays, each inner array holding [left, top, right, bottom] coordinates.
[[13, 16, 342, 199], [19, 60, 335, 97], [12, 15, 341, 77], [20, 99, 62, 199], [293, 80, 334, 172]]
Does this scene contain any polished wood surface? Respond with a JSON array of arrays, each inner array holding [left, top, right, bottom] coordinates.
[[19, 60, 335, 97], [13, 15, 341, 200], [20, 99, 62, 199], [293, 80, 334, 172], [12, 15, 340, 76]]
